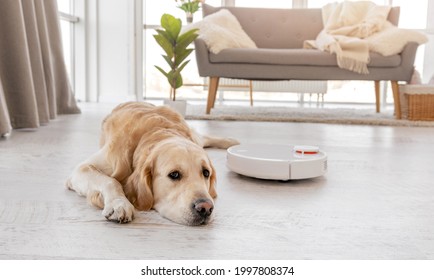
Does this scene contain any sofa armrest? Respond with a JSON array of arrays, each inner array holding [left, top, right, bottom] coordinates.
[[400, 42, 419, 82], [194, 38, 211, 77], [400, 42, 419, 66]]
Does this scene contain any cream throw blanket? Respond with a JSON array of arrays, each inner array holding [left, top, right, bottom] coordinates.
[[304, 1, 390, 74], [304, 1, 428, 74]]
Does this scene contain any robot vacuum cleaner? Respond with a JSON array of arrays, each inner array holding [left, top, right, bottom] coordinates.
[[227, 144, 327, 180]]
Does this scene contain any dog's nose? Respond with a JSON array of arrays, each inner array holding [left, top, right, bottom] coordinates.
[[193, 199, 214, 218]]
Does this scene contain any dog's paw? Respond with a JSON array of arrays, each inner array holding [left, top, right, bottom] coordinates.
[[102, 197, 135, 223]]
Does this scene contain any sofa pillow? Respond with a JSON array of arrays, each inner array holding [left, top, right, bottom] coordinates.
[[185, 9, 257, 54]]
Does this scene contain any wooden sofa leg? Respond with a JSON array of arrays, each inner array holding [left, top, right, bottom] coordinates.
[[206, 77, 220, 114], [391, 81, 402, 119], [374, 81, 380, 113]]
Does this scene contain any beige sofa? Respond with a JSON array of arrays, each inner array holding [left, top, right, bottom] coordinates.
[[195, 4, 420, 118]]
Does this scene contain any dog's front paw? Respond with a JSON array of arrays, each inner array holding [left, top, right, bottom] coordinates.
[[102, 197, 135, 223]]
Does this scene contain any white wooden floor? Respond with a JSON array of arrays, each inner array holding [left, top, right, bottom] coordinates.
[[1, 102, 434, 260]]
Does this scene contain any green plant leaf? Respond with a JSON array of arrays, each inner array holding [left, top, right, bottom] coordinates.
[[174, 48, 193, 67], [175, 74, 183, 89], [161, 14, 181, 41], [162, 55, 174, 69], [176, 60, 190, 75], [178, 6, 189, 13], [176, 29, 199, 54], [178, 29, 199, 46], [177, 2, 200, 13], [153, 33, 173, 58], [167, 70, 183, 89], [156, 29, 175, 45], [154, 65, 168, 78]]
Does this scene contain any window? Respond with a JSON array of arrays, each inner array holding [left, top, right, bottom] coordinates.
[[57, 0, 77, 92]]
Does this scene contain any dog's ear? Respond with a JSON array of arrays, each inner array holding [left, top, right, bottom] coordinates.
[[208, 162, 217, 198], [140, 161, 154, 210], [124, 158, 154, 211]]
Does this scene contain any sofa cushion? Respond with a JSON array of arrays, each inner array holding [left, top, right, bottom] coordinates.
[[209, 48, 401, 67], [187, 9, 257, 54], [203, 4, 323, 49]]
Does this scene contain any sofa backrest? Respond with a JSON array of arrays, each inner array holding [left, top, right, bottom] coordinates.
[[202, 4, 400, 49]]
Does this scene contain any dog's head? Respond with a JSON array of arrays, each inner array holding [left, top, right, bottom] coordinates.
[[125, 138, 217, 226]]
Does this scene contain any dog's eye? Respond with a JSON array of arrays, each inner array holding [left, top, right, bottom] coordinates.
[[168, 171, 181, 180], [202, 168, 210, 178]]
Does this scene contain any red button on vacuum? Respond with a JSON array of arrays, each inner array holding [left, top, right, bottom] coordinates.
[[294, 145, 319, 155]]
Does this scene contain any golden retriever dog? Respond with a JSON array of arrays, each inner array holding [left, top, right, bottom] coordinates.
[[66, 102, 238, 226]]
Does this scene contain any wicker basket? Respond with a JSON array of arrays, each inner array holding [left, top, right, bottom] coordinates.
[[399, 85, 434, 121]]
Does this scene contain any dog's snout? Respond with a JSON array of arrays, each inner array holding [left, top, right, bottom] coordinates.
[[193, 199, 214, 218]]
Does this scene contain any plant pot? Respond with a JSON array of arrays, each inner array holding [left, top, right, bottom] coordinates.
[[186, 12, 193, 23], [164, 99, 187, 117]]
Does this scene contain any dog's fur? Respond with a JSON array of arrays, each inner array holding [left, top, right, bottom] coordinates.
[[66, 102, 238, 225]]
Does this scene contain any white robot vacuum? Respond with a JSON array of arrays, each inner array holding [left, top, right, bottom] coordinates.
[[226, 144, 327, 180]]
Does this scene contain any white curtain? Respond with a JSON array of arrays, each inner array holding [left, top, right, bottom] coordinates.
[[0, 0, 80, 137]]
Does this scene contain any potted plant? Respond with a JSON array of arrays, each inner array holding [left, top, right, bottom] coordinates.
[[154, 13, 199, 115], [175, 0, 204, 23]]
